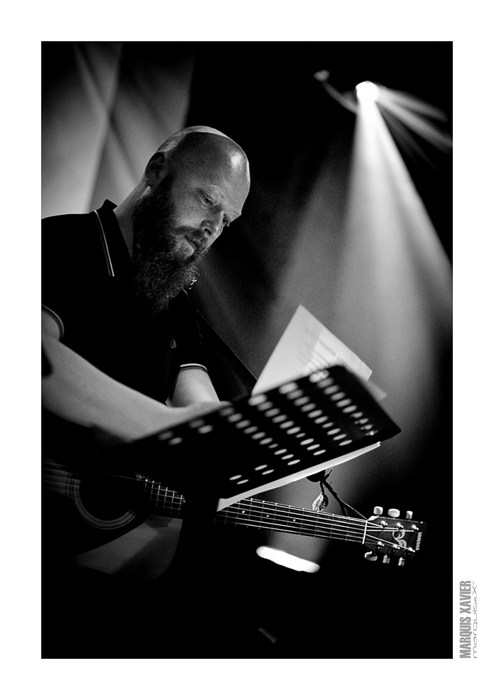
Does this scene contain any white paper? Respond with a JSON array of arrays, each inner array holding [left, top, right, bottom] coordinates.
[[254, 305, 372, 394]]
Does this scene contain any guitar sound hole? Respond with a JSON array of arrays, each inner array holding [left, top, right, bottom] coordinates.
[[78, 474, 143, 520]]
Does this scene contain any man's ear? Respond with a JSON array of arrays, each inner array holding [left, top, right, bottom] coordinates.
[[144, 151, 169, 186]]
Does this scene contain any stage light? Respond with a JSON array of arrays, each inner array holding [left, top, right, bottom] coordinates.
[[313, 69, 330, 82], [256, 546, 320, 573], [356, 81, 380, 102]]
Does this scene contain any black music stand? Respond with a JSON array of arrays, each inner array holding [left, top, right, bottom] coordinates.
[[110, 365, 400, 509]]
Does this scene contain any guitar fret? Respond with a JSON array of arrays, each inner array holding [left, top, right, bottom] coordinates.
[[143, 480, 185, 518]]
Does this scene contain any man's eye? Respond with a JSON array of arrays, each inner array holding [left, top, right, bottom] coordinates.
[[223, 217, 230, 228], [202, 193, 214, 206]]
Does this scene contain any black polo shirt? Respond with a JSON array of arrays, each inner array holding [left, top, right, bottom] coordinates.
[[42, 200, 207, 404]]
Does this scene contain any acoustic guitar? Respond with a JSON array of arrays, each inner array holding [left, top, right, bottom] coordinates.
[[43, 460, 426, 580]]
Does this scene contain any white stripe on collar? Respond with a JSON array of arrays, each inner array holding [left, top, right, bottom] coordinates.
[[93, 209, 115, 277]]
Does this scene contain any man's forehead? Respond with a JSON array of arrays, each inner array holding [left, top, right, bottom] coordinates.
[[183, 160, 249, 206], [205, 182, 246, 217]]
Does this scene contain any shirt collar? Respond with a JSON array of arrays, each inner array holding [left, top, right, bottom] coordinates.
[[95, 200, 132, 277]]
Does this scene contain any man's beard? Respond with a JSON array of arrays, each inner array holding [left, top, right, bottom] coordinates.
[[131, 180, 207, 314]]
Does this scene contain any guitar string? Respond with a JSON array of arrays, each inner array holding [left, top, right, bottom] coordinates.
[[144, 484, 403, 526], [42, 465, 384, 534], [42, 466, 399, 535], [42, 469, 408, 538], [43, 469, 413, 546], [145, 485, 412, 546]]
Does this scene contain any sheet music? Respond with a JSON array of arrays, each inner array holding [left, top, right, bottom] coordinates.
[[254, 305, 372, 393]]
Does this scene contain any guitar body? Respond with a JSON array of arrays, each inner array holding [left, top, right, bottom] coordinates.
[[72, 515, 183, 580], [43, 462, 184, 580]]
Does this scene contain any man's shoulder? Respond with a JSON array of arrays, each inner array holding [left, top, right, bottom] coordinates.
[[42, 210, 99, 245], [42, 202, 117, 241], [42, 210, 92, 231], [42, 210, 101, 269]]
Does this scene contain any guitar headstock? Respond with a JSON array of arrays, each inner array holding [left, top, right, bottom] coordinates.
[[363, 507, 427, 565]]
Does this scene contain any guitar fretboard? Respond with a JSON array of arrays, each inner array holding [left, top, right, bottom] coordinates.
[[143, 479, 376, 545]]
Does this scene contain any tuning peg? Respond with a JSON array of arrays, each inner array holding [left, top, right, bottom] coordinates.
[[364, 551, 378, 562], [383, 555, 391, 564], [373, 506, 383, 515], [398, 557, 405, 567], [387, 508, 400, 518], [406, 511, 413, 520]]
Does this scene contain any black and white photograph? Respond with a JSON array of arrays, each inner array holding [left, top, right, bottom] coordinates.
[[40, 40, 453, 661]]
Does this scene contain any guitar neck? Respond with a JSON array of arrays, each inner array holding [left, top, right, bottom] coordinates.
[[144, 480, 368, 544]]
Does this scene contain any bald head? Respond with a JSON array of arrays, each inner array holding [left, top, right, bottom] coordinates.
[[156, 126, 250, 190], [158, 126, 248, 162]]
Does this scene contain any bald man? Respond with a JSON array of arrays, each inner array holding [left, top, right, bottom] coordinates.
[[42, 126, 250, 447]]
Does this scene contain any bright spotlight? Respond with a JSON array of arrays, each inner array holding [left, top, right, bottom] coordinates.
[[256, 546, 320, 573], [356, 81, 380, 102]]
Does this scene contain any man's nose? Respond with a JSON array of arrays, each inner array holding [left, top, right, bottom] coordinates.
[[202, 211, 223, 240]]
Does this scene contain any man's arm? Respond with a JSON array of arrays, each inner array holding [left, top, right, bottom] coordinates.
[[42, 310, 219, 442], [168, 366, 220, 407]]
